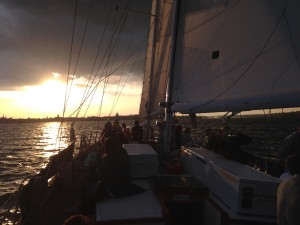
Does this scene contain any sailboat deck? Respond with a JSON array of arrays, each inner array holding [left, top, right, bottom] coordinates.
[[96, 179, 167, 225]]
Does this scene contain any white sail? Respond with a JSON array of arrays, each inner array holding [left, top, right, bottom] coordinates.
[[139, 0, 175, 118], [171, 0, 300, 114], [141, 0, 300, 116]]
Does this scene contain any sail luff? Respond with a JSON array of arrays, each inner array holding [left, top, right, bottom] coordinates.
[[139, 0, 158, 120], [139, 0, 175, 119]]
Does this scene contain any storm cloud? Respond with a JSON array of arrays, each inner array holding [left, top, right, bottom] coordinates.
[[0, 0, 151, 90]]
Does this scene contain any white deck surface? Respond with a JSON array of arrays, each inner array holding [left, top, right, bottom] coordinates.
[[96, 179, 164, 222]]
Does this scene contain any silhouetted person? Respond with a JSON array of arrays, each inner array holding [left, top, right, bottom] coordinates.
[[122, 123, 132, 143], [131, 120, 143, 143], [99, 121, 113, 144], [77, 135, 145, 215], [100, 120, 127, 147], [112, 119, 122, 133], [70, 122, 76, 142]]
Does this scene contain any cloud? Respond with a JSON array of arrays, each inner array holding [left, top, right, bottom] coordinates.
[[0, 0, 151, 90]]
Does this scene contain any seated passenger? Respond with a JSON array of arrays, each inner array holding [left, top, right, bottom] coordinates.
[[77, 135, 145, 215]]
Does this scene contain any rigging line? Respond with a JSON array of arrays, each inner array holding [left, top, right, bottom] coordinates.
[[107, 18, 156, 114], [270, 59, 295, 92], [0, 192, 19, 223], [93, 3, 122, 120], [110, 15, 144, 116], [97, 77, 109, 118], [108, 0, 132, 71], [108, 2, 133, 117], [283, 0, 300, 70], [65, 0, 96, 118], [100, 0, 131, 87], [75, 1, 115, 118], [73, 5, 129, 121], [82, 59, 112, 119], [77, 3, 113, 119], [70, 0, 121, 118], [77, 0, 131, 116], [111, 39, 146, 116], [190, 0, 288, 113], [107, 36, 128, 117], [93, 0, 132, 81], [66, 17, 153, 118], [78, 3, 128, 118], [95, 80, 110, 129], [74, 2, 136, 118], [82, 72, 107, 118], [63, 0, 79, 118], [269, 0, 298, 93]]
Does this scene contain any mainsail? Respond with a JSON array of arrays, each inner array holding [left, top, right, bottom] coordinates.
[[140, 0, 300, 117]]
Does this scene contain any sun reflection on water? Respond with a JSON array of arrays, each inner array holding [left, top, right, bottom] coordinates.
[[40, 122, 69, 156]]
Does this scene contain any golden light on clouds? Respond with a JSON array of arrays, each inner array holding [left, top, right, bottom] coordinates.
[[0, 71, 143, 118], [52, 72, 61, 79], [17, 79, 66, 115]]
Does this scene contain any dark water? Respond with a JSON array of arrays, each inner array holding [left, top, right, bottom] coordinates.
[[0, 116, 299, 197], [0, 121, 106, 196], [178, 115, 300, 162]]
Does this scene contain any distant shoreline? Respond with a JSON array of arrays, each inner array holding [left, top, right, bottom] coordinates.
[[0, 115, 140, 124], [1, 111, 299, 124]]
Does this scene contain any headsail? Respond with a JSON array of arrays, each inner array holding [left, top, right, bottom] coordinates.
[[139, 0, 175, 119]]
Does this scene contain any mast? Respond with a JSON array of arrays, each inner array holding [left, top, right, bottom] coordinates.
[[163, 0, 180, 154]]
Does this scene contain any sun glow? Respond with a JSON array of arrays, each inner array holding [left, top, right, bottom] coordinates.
[[18, 79, 66, 115], [0, 72, 143, 118], [14, 76, 102, 118]]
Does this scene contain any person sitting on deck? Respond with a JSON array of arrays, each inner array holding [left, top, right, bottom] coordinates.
[[99, 121, 113, 144], [99, 120, 128, 151], [122, 122, 133, 143], [72, 134, 145, 215], [111, 120, 128, 145], [112, 119, 123, 133]]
